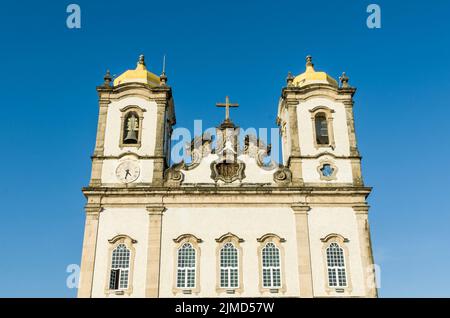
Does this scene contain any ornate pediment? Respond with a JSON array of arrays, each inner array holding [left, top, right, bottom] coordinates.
[[163, 98, 293, 186]]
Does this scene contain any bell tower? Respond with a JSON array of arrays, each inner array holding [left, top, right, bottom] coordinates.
[[277, 57, 376, 298], [89, 55, 175, 188], [277, 56, 363, 186], [78, 56, 175, 297]]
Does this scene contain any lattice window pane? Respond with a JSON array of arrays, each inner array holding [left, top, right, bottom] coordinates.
[[262, 243, 281, 288], [326, 242, 347, 287], [338, 268, 347, 287], [110, 244, 131, 290], [328, 269, 337, 287], [187, 269, 195, 288], [120, 270, 129, 289], [220, 243, 239, 288], [220, 269, 229, 288], [177, 269, 185, 288], [272, 269, 281, 288], [262, 269, 271, 288], [177, 243, 196, 288], [230, 269, 239, 288], [109, 269, 118, 290]]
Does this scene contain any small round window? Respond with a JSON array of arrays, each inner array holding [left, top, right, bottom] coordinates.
[[320, 164, 334, 177]]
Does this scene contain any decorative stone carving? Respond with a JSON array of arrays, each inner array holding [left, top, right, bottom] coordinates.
[[244, 135, 277, 170], [210, 160, 246, 183], [273, 166, 292, 185], [185, 134, 213, 170], [317, 159, 338, 181], [210, 123, 246, 183], [164, 134, 213, 186], [164, 162, 184, 186]]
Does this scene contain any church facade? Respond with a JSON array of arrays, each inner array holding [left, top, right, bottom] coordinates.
[[78, 55, 377, 298]]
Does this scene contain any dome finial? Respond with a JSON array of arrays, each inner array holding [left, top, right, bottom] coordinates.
[[103, 69, 112, 87], [340, 72, 349, 88], [136, 54, 147, 70], [306, 55, 314, 69], [138, 54, 146, 65], [160, 55, 168, 86], [286, 71, 294, 87]]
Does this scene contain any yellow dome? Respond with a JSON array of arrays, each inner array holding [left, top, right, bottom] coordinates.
[[293, 56, 338, 87], [113, 55, 160, 87]]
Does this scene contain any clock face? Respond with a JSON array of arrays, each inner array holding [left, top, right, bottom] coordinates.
[[115, 161, 140, 183]]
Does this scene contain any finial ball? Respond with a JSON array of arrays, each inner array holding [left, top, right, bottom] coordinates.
[[339, 72, 349, 88], [138, 54, 145, 65]]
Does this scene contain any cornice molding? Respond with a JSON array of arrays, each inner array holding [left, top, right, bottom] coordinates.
[[353, 204, 370, 213], [146, 205, 166, 215], [173, 234, 203, 243], [82, 185, 372, 195], [91, 154, 165, 160], [257, 233, 286, 243], [108, 234, 137, 244], [291, 204, 310, 213], [289, 153, 362, 160], [215, 232, 245, 243], [85, 204, 103, 215], [320, 233, 349, 243]]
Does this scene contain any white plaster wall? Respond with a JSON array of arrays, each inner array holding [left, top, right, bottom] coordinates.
[[159, 207, 300, 297], [182, 154, 275, 184], [236, 155, 275, 184], [182, 154, 218, 184], [103, 97, 158, 157], [92, 208, 149, 298], [308, 207, 365, 297], [101, 159, 154, 184], [297, 98, 350, 157], [302, 158, 353, 184]]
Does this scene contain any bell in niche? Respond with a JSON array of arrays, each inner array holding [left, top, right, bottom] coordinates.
[[124, 113, 139, 144]]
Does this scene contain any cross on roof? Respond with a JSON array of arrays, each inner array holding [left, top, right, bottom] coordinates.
[[216, 96, 239, 122]]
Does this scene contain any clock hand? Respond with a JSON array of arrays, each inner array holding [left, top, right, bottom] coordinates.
[[125, 169, 131, 179]]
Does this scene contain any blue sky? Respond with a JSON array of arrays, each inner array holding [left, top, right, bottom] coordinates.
[[0, 0, 449, 297]]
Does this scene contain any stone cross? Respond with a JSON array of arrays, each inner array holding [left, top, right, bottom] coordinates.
[[216, 96, 239, 122]]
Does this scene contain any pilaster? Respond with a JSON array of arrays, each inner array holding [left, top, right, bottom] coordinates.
[[286, 97, 304, 185], [342, 99, 359, 156], [342, 99, 364, 186], [353, 204, 378, 298], [90, 88, 111, 186], [292, 204, 313, 297], [145, 205, 165, 297], [152, 90, 171, 186], [77, 204, 102, 298]]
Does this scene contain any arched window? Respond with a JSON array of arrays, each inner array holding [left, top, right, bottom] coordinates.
[[109, 244, 131, 290], [326, 242, 347, 287], [122, 111, 140, 144], [315, 112, 329, 145], [220, 243, 239, 288], [177, 243, 196, 288], [262, 242, 281, 288]]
